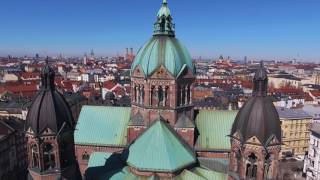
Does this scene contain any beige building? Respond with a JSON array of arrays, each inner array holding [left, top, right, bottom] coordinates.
[[2, 73, 19, 82], [277, 107, 313, 156]]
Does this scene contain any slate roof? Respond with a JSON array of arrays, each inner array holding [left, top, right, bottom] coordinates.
[[311, 123, 320, 138], [276, 107, 313, 120], [195, 110, 238, 151], [127, 120, 197, 173], [231, 96, 281, 145], [26, 63, 75, 135], [74, 106, 131, 147], [231, 63, 282, 146]]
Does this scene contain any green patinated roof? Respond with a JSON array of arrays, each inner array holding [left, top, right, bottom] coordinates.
[[189, 167, 227, 180], [74, 106, 131, 147], [131, 36, 194, 78], [195, 110, 238, 151], [132, 0, 194, 78], [87, 152, 227, 180], [105, 166, 227, 180], [157, 0, 171, 18], [88, 152, 114, 168], [127, 120, 197, 172]]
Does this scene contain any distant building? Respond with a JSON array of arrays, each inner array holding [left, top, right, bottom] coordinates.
[[3, 73, 19, 82], [304, 123, 320, 180], [277, 107, 313, 156], [0, 117, 27, 180]]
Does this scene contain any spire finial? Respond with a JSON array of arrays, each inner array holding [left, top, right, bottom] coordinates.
[[253, 60, 268, 96], [163, 0, 167, 4], [41, 57, 55, 90]]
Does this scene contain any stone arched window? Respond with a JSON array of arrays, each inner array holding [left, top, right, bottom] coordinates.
[[181, 85, 186, 105], [82, 151, 90, 161], [246, 153, 257, 178], [31, 144, 39, 168], [151, 85, 156, 106], [158, 86, 164, 106], [177, 86, 181, 106], [133, 85, 137, 103], [43, 143, 56, 170], [140, 85, 144, 104]]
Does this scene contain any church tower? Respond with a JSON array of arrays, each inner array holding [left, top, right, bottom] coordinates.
[[128, 0, 196, 146], [229, 62, 281, 180], [25, 61, 81, 180]]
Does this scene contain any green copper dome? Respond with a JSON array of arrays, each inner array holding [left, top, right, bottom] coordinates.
[[131, 0, 195, 78]]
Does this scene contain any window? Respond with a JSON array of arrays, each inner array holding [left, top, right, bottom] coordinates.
[[246, 153, 257, 178], [31, 144, 39, 168], [43, 143, 55, 170], [82, 151, 90, 161]]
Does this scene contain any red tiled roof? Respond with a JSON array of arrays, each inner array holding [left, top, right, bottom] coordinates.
[[103, 81, 117, 90], [21, 72, 40, 79], [310, 90, 320, 97], [0, 84, 38, 97]]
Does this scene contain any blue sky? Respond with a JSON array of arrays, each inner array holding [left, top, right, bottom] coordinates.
[[0, 0, 319, 61]]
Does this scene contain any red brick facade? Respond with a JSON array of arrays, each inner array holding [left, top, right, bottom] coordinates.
[[228, 137, 281, 180], [129, 66, 195, 146]]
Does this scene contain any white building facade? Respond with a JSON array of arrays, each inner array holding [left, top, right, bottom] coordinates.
[[304, 123, 320, 180]]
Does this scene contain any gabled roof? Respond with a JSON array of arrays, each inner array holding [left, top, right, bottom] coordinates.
[[276, 107, 313, 120], [127, 120, 196, 173], [195, 110, 238, 151], [74, 106, 131, 147]]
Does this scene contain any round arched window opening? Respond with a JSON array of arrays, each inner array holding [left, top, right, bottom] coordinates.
[[43, 143, 56, 170], [31, 144, 39, 168]]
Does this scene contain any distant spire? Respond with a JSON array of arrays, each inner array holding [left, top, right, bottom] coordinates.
[[153, 0, 175, 36], [41, 57, 55, 90], [253, 61, 268, 96]]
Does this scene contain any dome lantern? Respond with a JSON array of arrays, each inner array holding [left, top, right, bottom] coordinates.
[[41, 58, 55, 90], [153, 0, 175, 37], [131, 0, 195, 78], [253, 61, 268, 97]]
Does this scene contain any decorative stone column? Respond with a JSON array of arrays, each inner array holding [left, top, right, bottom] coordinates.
[[189, 85, 193, 104], [185, 86, 188, 106], [180, 86, 183, 106]]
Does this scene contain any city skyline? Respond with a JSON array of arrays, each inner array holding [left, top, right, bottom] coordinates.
[[0, 0, 320, 61]]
